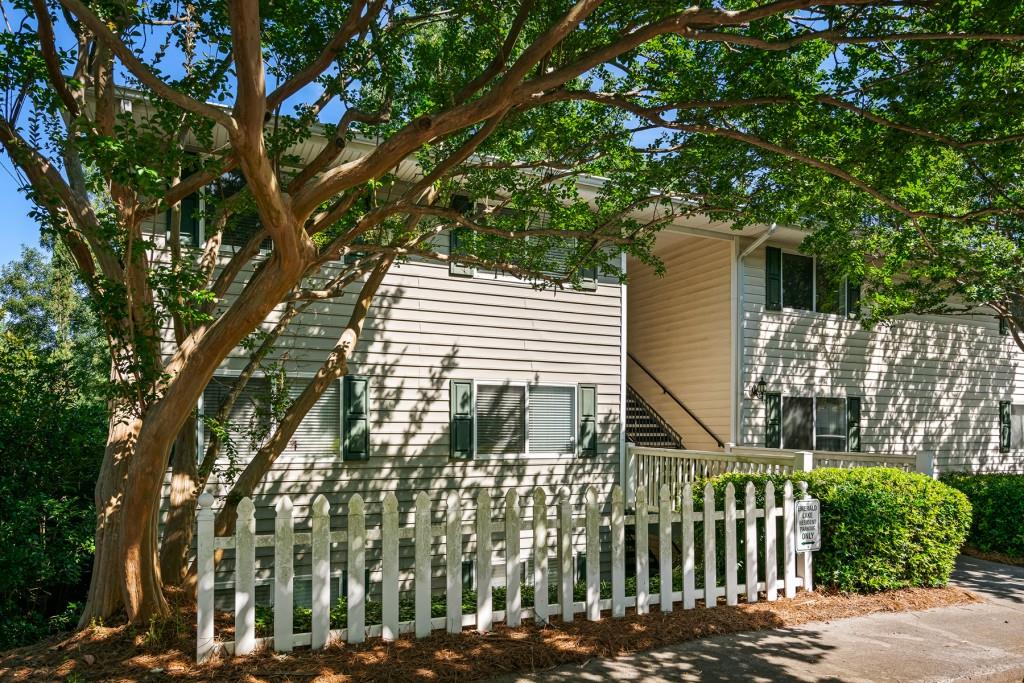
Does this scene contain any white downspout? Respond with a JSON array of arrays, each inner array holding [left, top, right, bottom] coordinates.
[[733, 223, 777, 447]]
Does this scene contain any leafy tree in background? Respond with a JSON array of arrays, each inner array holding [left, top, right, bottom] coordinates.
[[0, 247, 107, 647], [0, 0, 1022, 625]]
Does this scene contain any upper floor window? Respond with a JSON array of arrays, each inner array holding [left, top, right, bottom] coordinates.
[[766, 246, 860, 317]]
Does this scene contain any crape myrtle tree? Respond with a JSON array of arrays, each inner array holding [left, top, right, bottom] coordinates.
[[0, 0, 1022, 625]]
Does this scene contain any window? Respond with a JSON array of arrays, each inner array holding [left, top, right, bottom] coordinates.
[[782, 253, 814, 311], [766, 247, 860, 317], [201, 375, 342, 460], [477, 384, 526, 456], [462, 382, 581, 458], [999, 401, 1024, 451], [528, 385, 576, 455], [767, 394, 859, 452]]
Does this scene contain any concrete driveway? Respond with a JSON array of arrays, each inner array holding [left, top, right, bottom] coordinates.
[[492, 556, 1024, 683]]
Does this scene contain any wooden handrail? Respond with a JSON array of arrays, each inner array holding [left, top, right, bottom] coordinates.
[[627, 353, 725, 448]]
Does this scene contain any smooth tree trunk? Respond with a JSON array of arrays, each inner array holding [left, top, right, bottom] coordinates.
[[158, 300, 306, 589], [118, 244, 313, 621], [78, 403, 142, 626]]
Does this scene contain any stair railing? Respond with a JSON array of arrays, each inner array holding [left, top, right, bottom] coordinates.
[[627, 352, 726, 448]]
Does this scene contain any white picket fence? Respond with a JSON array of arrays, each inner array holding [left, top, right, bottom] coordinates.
[[196, 481, 812, 661]]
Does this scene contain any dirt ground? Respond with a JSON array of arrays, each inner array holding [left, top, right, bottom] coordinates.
[[962, 545, 1024, 567], [0, 587, 978, 683]]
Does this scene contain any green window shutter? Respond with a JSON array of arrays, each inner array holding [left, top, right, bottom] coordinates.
[[450, 379, 474, 459], [449, 195, 475, 277], [765, 392, 782, 448], [765, 247, 782, 311], [847, 280, 862, 320], [167, 192, 201, 246], [846, 396, 861, 452], [578, 384, 598, 458], [1000, 316, 1009, 336], [999, 400, 1012, 453], [342, 376, 370, 461]]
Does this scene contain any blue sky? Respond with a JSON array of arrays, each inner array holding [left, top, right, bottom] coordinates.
[[0, 159, 39, 266]]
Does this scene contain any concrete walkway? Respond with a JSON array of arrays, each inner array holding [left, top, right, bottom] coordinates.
[[494, 557, 1024, 683]]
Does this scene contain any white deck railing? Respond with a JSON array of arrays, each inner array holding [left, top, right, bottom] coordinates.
[[196, 480, 811, 661], [626, 444, 928, 508]]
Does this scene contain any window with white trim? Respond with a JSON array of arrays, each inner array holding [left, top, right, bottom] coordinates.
[[474, 382, 577, 457], [773, 395, 857, 452], [767, 247, 860, 317]]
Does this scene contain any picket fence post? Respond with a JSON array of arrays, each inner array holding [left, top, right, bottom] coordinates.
[[196, 491, 215, 663], [532, 487, 548, 625], [744, 482, 758, 604], [795, 481, 814, 593], [724, 483, 738, 606], [505, 490, 522, 628], [311, 495, 331, 650], [682, 483, 695, 609], [783, 481, 797, 599], [415, 491, 432, 638], [634, 485, 649, 615], [765, 481, 778, 601], [274, 497, 294, 652], [382, 492, 400, 641], [476, 490, 493, 633], [611, 485, 626, 618], [703, 483, 716, 608], [558, 487, 573, 623], [585, 486, 601, 621], [235, 497, 257, 655], [445, 491, 462, 634], [658, 483, 673, 612], [348, 494, 366, 644]]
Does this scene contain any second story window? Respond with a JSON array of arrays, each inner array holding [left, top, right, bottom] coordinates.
[[766, 246, 860, 317]]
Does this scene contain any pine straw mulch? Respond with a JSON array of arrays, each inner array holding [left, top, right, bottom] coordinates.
[[961, 545, 1024, 567], [0, 586, 978, 683]]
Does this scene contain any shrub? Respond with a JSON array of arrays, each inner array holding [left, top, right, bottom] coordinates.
[[941, 473, 1024, 558], [698, 468, 972, 592]]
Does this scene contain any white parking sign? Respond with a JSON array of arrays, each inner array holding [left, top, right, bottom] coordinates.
[[795, 498, 821, 552]]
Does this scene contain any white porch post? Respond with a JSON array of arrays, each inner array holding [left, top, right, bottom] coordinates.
[[915, 452, 937, 479]]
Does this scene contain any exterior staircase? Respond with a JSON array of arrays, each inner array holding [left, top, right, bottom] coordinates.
[[626, 385, 684, 449]]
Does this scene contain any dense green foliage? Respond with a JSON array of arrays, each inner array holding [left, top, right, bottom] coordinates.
[[699, 468, 972, 592], [942, 473, 1024, 558], [0, 248, 107, 649]]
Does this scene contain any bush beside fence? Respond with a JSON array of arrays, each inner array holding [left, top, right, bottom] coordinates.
[[941, 473, 1024, 559], [699, 468, 971, 592]]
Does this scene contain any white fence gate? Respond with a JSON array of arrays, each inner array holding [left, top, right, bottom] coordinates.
[[196, 481, 812, 661]]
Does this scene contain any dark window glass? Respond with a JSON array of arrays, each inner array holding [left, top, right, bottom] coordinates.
[[782, 253, 813, 310], [815, 262, 846, 315], [782, 396, 813, 450]]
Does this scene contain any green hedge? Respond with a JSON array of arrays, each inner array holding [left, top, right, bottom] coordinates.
[[698, 468, 972, 592], [941, 473, 1024, 558]]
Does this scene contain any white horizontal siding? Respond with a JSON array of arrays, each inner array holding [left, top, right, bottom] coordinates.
[[740, 244, 1024, 473]]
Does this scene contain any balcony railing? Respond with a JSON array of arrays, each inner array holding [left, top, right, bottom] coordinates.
[[624, 444, 928, 508]]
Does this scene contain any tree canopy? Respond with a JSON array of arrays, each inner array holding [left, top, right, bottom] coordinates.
[[1, 0, 1022, 624]]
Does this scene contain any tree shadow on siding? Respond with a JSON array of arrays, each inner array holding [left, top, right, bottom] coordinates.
[[746, 308, 1023, 473]]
